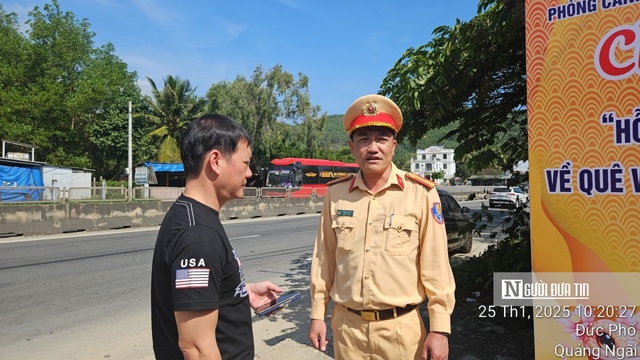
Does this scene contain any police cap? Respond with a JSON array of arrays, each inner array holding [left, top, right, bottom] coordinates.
[[343, 94, 403, 136]]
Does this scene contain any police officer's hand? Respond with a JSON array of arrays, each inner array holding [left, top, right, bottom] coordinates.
[[308, 319, 328, 351], [422, 331, 449, 360]]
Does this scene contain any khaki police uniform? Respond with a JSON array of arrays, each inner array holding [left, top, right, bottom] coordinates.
[[309, 94, 455, 360]]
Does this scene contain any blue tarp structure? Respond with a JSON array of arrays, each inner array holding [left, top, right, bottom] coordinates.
[[144, 162, 183, 172], [141, 162, 185, 186], [0, 164, 44, 201]]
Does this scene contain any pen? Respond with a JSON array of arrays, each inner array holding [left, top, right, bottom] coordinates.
[[389, 213, 394, 226]]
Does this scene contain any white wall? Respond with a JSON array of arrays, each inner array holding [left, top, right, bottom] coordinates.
[[410, 146, 456, 180], [42, 166, 92, 199]]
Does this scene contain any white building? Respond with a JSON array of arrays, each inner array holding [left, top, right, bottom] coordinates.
[[41, 165, 93, 200], [410, 146, 456, 182]]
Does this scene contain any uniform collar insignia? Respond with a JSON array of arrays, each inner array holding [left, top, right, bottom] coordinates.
[[348, 175, 357, 192], [396, 174, 405, 190]]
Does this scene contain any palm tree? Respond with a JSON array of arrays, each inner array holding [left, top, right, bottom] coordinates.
[[139, 75, 205, 162]]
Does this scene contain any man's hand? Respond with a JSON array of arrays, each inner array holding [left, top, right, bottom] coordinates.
[[246, 281, 282, 310], [308, 319, 328, 351], [422, 331, 449, 360]]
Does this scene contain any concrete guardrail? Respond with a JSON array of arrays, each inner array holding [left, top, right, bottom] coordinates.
[[0, 188, 485, 238]]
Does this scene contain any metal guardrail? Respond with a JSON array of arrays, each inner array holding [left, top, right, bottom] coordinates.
[[0, 186, 328, 203], [0, 186, 60, 202], [256, 187, 327, 199], [0, 185, 483, 204], [132, 186, 184, 200], [0, 186, 131, 203], [68, 187, 129, 202]]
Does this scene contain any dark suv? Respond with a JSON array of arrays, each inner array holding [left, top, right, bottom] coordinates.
[[437, 189, 473, 254]]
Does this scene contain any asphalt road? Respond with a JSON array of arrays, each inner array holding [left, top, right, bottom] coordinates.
[[0, 199, 510, 359]]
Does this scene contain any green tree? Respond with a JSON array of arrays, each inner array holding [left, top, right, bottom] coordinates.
[[392, 141, 415, 171], [380, 0, 526, 173], [0, 1, 142, 177], [0, 6, 30, 143], [455, 162, 472, 181], [321, 114, 350, 150], [381, 0, 532, 304], [206, 65, 324, 170], [87, 93, 156, 179], [415, 122, 459, 151], [431, 170, 445, 181], [139, 75, 206, 162]]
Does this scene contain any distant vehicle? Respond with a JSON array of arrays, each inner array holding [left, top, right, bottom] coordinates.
[[438, 189, 473, 254], [264, 158, 359, 188], [488, 186, 529, 208], [450, 177, 463, 186]]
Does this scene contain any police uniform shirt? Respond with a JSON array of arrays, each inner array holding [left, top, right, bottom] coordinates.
[[310, 164, 456, 333], [151, 195, 253, 360]]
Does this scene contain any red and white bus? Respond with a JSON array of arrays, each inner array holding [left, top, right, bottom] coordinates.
[[264, 158, 359, 196]]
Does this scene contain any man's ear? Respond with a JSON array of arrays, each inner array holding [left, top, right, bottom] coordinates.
[[207, 149, 223, 175]]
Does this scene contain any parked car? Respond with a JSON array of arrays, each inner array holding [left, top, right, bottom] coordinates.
[[488, 186, 529, 208], [437, 189, 473, 254]]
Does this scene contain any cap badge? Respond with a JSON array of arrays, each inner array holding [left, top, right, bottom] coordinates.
[[362, 103, 379, 117]]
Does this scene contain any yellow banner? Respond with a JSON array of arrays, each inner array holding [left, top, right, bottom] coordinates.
[[526, 0, 640, 358]]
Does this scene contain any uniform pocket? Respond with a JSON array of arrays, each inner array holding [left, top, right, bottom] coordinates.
[[332, 217, 357, 253], [383, 216, 418, 255]]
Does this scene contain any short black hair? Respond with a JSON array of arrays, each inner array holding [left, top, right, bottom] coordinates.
[[180, 114, 252, 178]]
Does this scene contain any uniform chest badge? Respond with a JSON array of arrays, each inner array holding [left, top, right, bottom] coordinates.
[[337, 209, 354, 217], [431, 202, 444, 224]]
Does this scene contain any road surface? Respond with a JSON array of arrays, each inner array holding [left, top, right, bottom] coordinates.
[[0, 200, 508, 359]]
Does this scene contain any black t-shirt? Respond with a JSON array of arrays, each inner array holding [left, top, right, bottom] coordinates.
[[151, 195, 253, 359]]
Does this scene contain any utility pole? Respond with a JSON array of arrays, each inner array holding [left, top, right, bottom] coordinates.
[[128, 101, 133, 201]]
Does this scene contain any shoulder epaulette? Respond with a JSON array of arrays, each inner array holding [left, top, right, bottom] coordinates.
[[405, 172, 436, 189], [327, 173, 354, 186]]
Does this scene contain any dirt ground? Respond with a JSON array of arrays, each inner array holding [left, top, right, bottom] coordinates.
[[254, 257, 535, 360], [255, 300, 534, 360], [254, 293, 535, 360], [444, 296, 535, 359], [8, 291, 533, 360]]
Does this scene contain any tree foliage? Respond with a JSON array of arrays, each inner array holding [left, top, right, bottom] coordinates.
[[1, 0, 526, 182], [380, 0, 526, 173], [206, 65, 325, 171], [0, 1, 142, 178], [138, 75, 206, 162], [87, 93, 156, 179]]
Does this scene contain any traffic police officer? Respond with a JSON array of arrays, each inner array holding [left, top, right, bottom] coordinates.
[[308, 94, 455, 360]]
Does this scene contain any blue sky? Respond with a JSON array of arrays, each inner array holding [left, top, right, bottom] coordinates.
[[6, 0, 480, 115]]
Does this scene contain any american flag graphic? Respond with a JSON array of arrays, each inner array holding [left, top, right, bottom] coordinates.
[[175, 268, 210, 289]]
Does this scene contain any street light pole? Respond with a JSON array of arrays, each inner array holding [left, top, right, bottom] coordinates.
[[128, 101, 133, 201]]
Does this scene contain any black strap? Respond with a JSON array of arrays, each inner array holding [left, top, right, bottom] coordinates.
[[345, 304, 417, 321]]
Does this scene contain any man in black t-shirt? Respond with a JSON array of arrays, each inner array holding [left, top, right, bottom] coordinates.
[[151, 114, 282, 359]]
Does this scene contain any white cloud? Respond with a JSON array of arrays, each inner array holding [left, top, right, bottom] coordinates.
[[278, 0, 301, 10], [218, 18, 247, 38], [132, 0, 181, 25], [137, 79, 153, 97], [4, 2, 33, 16], [5, 2, 38, 33]]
